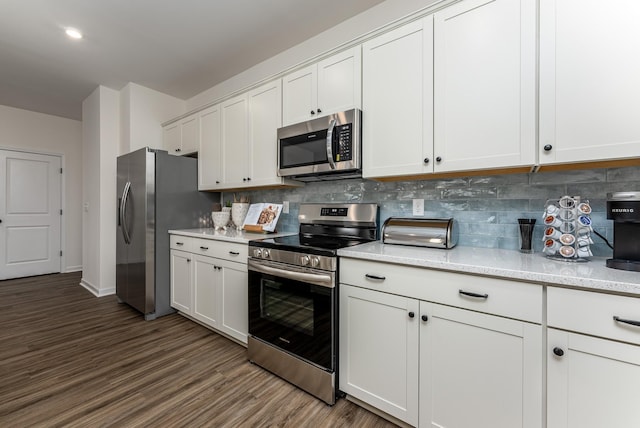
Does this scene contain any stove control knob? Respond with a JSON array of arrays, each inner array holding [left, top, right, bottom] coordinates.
[[262, 249, 270, 259], [301, 255, 310, 266], [310, 257, 320, 268], [253, 249, 262, 258]]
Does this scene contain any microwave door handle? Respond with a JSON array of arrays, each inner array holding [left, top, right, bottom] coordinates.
[[326, 118, 337, 169]]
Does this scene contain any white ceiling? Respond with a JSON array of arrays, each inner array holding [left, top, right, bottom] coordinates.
[[0, 0, 386, 121]]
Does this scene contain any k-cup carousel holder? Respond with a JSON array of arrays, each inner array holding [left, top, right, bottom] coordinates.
[[542, 195, 593, 262]]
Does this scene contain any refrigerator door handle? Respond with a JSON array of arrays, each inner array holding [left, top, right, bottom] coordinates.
[[120, 181, 132, 244]]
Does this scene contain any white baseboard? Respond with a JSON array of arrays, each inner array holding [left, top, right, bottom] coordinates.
[[80, 278, 115, 297], [65, 265, 82, 273]]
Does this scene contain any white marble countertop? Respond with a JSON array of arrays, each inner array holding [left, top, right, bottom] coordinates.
[[168, 228, 296, 244], [338, 242, 640, 297]]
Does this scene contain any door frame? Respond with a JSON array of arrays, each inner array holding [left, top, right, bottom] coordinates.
[[1, 145, 66, 274]]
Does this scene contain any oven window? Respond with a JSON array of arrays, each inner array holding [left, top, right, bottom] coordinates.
[[261, 279, 314, 336]]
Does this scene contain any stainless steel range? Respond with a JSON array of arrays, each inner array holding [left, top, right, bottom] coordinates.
[[247, 203, 379, 405]]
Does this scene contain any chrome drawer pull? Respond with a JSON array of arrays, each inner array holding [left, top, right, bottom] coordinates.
[[459, 290, 489, 299], [365, 274, 386, 281], [613, 316, 640, 327]]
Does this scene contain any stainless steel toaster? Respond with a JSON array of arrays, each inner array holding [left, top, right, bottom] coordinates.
[[381, 218, 458, 249]]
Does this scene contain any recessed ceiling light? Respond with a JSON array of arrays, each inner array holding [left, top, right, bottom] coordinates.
[[65, 27, 83, 40]]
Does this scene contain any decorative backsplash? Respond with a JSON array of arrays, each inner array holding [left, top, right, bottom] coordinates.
[[225, 166, 640, 256]]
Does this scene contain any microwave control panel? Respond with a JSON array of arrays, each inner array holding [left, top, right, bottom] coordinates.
[[334, 124, 352, 162]]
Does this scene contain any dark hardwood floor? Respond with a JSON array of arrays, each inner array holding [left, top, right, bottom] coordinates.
[[0, 272, 396, 427]]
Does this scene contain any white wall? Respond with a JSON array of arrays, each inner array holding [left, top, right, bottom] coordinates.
[[186, 0, 440, 110], [81, 86, 119, 296], [120, 83, 185, 155], [0, 104, 83, 272]]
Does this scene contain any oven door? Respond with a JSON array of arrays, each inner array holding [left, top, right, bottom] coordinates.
[[248, 259, 335, 371]]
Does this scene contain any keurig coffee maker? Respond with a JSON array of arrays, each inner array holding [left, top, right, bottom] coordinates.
[[606, 192, 640, 271]]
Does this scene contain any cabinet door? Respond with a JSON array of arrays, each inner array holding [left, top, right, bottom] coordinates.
[[163, 122, 181, 156], [170, 250, 192, 313], [247, 80, 282, 187], [180, 114, 199, 155], [420, 302, 542, 428], [540, 0, 640, 165], [433, 0, 535, 172], [362, 18, 433, 179], [218, 258, 248, 344], [282, 64, 317, 126], [192, 254, 220, 328], [547, 328, 640, 428], [339, 285, 419, 426], [317, 46, 362, 116], [221, 94, 249, 186], [198, 104, 222, 190]]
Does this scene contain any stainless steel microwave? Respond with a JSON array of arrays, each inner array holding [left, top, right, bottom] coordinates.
[[277, 108, 362, 181]]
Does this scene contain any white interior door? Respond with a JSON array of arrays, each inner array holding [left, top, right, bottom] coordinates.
[[0, 149, 62, 280]]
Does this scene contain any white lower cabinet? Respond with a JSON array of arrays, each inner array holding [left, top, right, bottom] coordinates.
[[547, 287, 640, 428], [420, 301, 542, 428], [339, 258, 543, 428], [170, 235, 248, 344], [340, 285, 419, 425]]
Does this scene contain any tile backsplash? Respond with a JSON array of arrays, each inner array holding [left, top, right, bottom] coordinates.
[[226, 166, 640, 256]]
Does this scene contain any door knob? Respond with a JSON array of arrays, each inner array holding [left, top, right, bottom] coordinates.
[[421, 315, 428, 322], [408, 311, 415, 318], [544, 144, 553, 152], [423, 158, 430, 164], [553, 347, 564, 357], [436, 156, 442, 162]]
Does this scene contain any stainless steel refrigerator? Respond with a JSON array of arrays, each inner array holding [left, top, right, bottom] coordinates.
[[116, 147, 218, 320]]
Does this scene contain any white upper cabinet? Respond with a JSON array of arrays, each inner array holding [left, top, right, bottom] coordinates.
[[362, 18, 434, 178], [282, 46, 362, 126], [163, 114, 199, 156], [198, 80, 301, 191], [198, 104, 222, 190], [221, 94, 250, 188], [539, 0, 640, 166], [247, 79, 283, 187], [433, 0, 536, 172]]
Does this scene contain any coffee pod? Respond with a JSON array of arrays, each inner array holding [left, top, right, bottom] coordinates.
[[577, 247, 593, 258], [560, 233, 576, 245], [577, 236, 594, 247], [577, 215, 591, 227], [559, 245, 576, 258], [544, 227, 562, 240], [577, 202, 592, 215], [559, 195, 576, 209], [544, 204, 560, 217], [544, 239, 562, 254], [576, 227, 591, 237], [544, 215, 563, 228]]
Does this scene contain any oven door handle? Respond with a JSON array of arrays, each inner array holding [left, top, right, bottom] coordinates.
[[248, 259, 334, 288]]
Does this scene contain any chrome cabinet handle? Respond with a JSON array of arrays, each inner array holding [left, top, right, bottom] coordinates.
[[614, 316, 640, 327], [365, 274, 386, 281], [459, 290, 489, 299]]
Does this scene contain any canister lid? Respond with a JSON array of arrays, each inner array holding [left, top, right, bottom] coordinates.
[[607, 192, 640, 201]]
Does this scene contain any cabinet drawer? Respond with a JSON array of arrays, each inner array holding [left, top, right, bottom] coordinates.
[[170, 235, 193, 251], [340, 258, 542, 323], [192, 238, 247, 262], [548, 287, 640, 345]]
